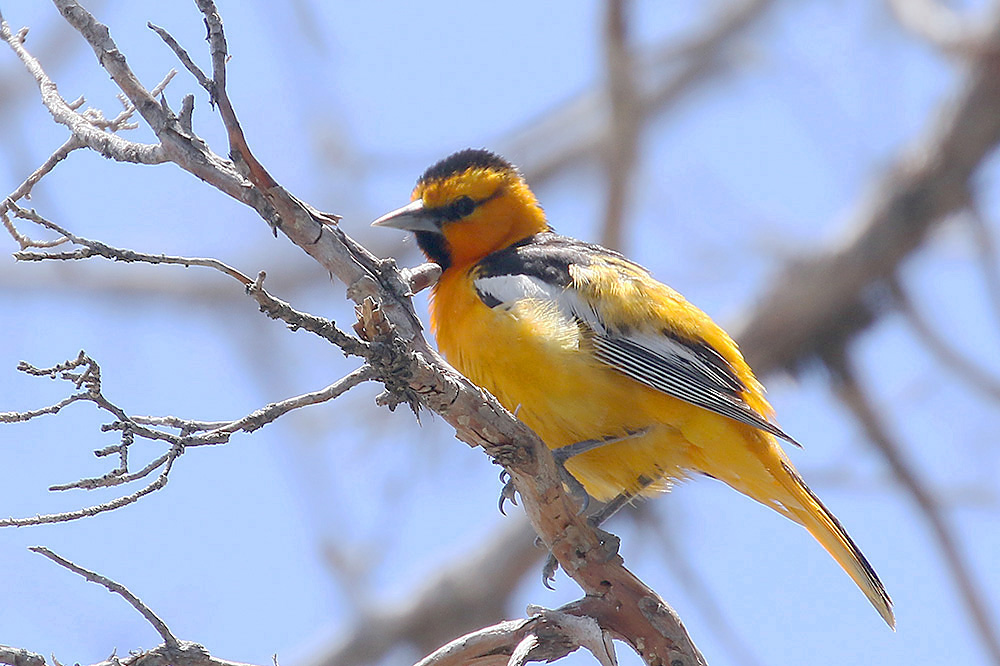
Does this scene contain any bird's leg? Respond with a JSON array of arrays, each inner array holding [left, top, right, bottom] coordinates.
[[550, 427, 651, 466], [500, 427, 654, 586], [499, 428, 649, 515], [541, 472, 659, 588], [548, 426, 651, 515]]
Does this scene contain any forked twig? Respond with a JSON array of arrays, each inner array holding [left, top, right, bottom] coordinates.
[[30, 547, 180, 650]]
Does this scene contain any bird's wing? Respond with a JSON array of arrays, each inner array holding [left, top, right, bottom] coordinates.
[[474, 234, 799, 446]]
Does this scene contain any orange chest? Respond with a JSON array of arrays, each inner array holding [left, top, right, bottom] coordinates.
[[428, 269, 670, 442]]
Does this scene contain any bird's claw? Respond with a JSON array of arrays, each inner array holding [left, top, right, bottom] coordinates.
[[542, 552, 559, 589], [498, 470, 518, 515]]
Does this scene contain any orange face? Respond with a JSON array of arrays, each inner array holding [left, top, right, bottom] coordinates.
[[412, 165, 548, 268]]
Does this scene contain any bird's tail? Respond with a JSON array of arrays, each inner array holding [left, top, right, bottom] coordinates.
[[772, 460, 895, 628]]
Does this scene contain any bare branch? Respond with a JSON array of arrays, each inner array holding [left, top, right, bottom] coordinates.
[[1, 556, 267, 666], [194, 365, 375, 438], [147, 23, 213, 97], [414, 620, 532, 666], [1, 347, 370, 525], [247, 272, 369, 357], [2, 134, 83, 246], [0, 454, 177, 527], [7, 202, 256, 285], [0, 646, 47, 666], [737, 14, 1000, 376], [30, 546, 180, 650], [827, 351, 1000, 663], [49, 447, 170, 492], [49, 1, 278, 223], [413, 605, 617, 666], [0, 13, 167, 165]]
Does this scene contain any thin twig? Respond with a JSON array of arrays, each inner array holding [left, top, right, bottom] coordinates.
[[29, 546, 180, 650], [1, 347, 369, 524], [49, 449, 172, 492], [0, 12, 167, 165], [194, 365, 375, 439], [0, 455, 177, 527], [8, 202, 255, 285], [247, 272, 369, 357], [2, 135, 83, 238], [148, 23, 212, 97]]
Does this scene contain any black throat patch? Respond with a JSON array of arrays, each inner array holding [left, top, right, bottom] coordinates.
[[415, 230, 452, 270]]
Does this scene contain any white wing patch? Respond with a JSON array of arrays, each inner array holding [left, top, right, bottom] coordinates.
[[474, 274, 559, 307], [474, 274, 601, 325], [473, 272, 798, 445]]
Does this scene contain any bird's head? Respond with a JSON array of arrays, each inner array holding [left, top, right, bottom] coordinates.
[[372, 149, 549, 269]]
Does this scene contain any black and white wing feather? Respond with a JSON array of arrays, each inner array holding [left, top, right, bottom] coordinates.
[[474, 233, 799, 446]]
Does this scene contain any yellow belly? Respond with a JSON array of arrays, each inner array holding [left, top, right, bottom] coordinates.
[[430, 271, 779, 502]]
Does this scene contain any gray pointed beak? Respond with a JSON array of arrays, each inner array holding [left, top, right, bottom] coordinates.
[[371, 199, 439, 232]]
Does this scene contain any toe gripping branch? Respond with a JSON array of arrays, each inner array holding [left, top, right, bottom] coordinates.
[[498, 427, 654, 589]]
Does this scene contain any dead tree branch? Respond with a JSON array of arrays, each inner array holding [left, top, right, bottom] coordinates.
[[0, 15, 168, 165], [30, 546, 180, 650], [0, 347, 372, 526], [736, 15, 1000, 375], [2, 2, 707, 664], [306, 519, 543, 666], [0, 549, 264, 666], [886, 0, 999, 54]]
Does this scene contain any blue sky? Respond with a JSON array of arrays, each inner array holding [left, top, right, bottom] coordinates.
[[2, 2, 999, 666]]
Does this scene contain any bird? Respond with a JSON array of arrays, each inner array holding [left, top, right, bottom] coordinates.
[[372, 148, 894, 627]]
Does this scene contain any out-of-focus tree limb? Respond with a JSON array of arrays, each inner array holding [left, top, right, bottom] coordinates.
[[504, 0, 774, 184], [735, 16, 1000, 375], [827, 350, 1000, 664], [886, 0, 998, 53], [307, 519, 542, 666], [599, 0, 640, 252], [967, 207, 1000, 335]]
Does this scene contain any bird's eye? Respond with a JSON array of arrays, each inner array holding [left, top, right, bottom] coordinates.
[[443, 195, 476, 221]]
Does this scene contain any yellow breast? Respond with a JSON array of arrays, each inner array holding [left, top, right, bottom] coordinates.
[[429, 268, 729, 500]]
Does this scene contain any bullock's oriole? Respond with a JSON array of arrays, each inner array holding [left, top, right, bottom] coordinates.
[[373, 148, 893, 627]]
